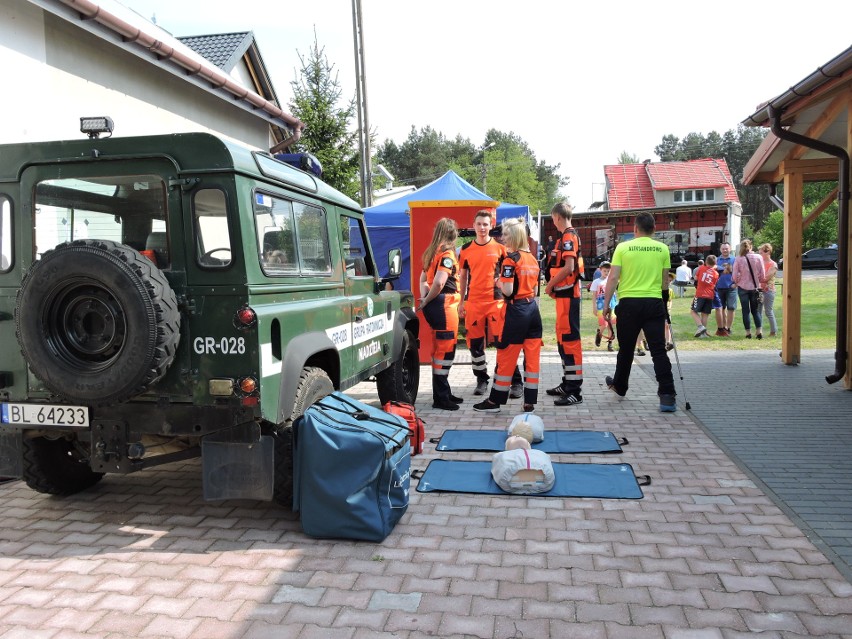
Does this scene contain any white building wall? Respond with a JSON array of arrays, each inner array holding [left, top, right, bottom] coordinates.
[[727, 201, 743, 248], [1, 0, 270, 149]]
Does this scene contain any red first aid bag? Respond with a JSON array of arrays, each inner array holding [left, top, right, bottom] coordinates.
[[383, 401, 425, 456]]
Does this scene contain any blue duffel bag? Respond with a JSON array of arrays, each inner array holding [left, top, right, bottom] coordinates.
[[293, 392, 411, 541]]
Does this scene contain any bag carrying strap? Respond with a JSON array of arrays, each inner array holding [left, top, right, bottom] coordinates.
[[313, 396, 411, 443], [743, 254, 760, 290]]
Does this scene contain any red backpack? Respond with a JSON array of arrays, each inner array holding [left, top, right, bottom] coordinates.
[[383, 401, 425, 456]]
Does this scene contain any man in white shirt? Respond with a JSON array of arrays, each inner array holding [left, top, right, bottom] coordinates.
[[674, 259, 692, 297]]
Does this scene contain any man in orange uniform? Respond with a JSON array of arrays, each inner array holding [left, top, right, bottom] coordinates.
[[474, 218, 542, 413], [458, 210, 522, 398], [543, 201, 584, 406]]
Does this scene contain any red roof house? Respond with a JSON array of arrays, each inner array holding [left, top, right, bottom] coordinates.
[[606, 159, 739, 211], [557, 159, 744, 267]]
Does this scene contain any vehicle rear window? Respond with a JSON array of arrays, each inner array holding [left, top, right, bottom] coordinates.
[[33, 176, 167, 264]]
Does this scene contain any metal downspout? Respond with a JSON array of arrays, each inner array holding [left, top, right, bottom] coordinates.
[[769, 106, 850, 384], [768, 184, 785, 212]]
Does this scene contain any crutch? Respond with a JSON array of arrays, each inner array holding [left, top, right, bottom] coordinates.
[[666, 317, 691, 410]]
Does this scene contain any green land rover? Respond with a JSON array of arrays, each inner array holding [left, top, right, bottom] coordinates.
[[0, 130, 419, 506]]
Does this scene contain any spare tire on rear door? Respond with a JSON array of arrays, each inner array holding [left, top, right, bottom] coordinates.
[[15, 239, 181, 405]]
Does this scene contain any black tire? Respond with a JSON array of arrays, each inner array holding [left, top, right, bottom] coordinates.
[[15, 240, 181, 405], [22, 435, 104, 496], [271, 367, 333, 508], [833, 260, 838, 270], [376, 329, 420, 406]]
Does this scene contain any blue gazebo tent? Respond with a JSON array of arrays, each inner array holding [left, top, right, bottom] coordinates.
[[362, 170, 530, 290]]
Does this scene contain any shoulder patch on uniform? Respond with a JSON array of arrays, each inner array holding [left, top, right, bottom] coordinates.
[[502, 264, 515, 278], [562, 239, 575, 251], [441, 257, 453, 269]]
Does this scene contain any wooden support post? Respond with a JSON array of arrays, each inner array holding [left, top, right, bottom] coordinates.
[[781, 169, 803, 364], [846, 96, 852, 388]]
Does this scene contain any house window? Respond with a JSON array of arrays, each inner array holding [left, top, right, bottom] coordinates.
[[673, 189, 716, 204]]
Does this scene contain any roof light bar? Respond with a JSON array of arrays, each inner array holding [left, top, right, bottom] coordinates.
[[80, 116, 114, 139]]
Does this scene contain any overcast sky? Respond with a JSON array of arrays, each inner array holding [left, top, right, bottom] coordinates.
[[121, 0, 849, 210]]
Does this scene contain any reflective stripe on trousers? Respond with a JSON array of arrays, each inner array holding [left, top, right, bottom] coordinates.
[[488, 338, 542, 406], [555, 295, 583, 392]]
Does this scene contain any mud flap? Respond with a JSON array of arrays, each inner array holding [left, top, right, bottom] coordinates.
[[0, 430, 23, 479], [201, 423, 274, 501]]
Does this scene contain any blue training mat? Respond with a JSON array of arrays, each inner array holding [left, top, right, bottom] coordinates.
[[415, 459, 647, 499], [432, 430, 625, 454]]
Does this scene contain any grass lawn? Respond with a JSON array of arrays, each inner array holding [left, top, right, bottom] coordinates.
[[535, 275, 839, 351]]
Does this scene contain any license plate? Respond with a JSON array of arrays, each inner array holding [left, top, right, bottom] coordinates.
[[1, 403, 89, 427]]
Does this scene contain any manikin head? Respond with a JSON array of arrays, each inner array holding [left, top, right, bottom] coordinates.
[[505, 436, 532, 451]]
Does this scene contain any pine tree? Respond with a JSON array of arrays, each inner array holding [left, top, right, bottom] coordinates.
[[289, 35, 360, 200]]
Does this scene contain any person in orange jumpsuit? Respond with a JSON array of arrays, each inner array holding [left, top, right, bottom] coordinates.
[[417, 217, 462, 411], [543, 201, 584, 406], [473, 218, 542, 413], [458, 210, 523, 397]]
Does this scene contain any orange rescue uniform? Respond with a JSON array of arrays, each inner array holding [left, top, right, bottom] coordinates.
[[488, 250, 542, 407], [458, 238, 507, 381], [422, 248, 461, 403], [549, 227, 583, 395]]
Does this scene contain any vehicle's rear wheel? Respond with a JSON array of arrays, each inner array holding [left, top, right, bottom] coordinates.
[[833, 260, 839, 270], [376, 329, 419, 405], [15, 240, 181, 405], [22, 434, 104, 496], [270, 367, 333, 509]]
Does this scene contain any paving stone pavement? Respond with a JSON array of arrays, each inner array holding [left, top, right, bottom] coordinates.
[[1, 348, 851, 638], [643, 348, 852, 584]]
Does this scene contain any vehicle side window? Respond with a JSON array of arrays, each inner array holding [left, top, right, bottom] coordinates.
[[342, 215, 374, 277], [254, 193, 330, 276], [294, 201, 331, 274], [194, 189, 231, 268], [1, 197, 10, 271], [256, 194, 298, 275]]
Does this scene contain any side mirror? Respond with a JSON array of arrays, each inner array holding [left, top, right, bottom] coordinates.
[[388, 248, 402, 277]]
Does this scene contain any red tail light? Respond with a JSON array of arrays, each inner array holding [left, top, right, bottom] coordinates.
[[238, 376, 258, 395], [235, 304, 257, 328]]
